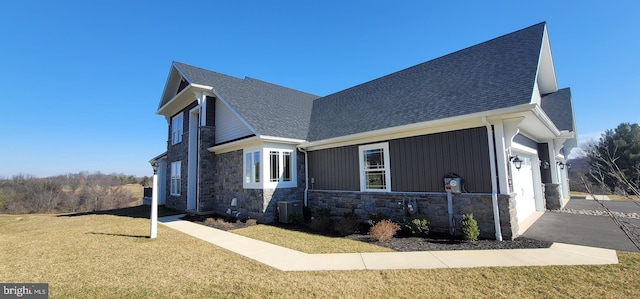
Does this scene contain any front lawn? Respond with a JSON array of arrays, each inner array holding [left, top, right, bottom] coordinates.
[[1, 213, 639, 298]]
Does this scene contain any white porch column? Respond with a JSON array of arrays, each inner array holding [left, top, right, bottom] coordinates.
[[492, 121, 510, 195], [150, 163, 159, 239]]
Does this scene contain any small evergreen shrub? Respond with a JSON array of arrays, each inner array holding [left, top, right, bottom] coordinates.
[[405, 218, 430, 237], [368, 219, 401, 242], [309, 208, 333, 231], [368, 211, 389, 226], [460, 213, 479, 242], [333, 209, 360, 236], [303, 206, 312, 222], [288, 213, 303, 225]]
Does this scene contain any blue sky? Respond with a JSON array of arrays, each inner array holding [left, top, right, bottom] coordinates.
[[0, 0, 638, 178]]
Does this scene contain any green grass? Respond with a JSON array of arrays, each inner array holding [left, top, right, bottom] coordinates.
[[1, 213, 640, 298]]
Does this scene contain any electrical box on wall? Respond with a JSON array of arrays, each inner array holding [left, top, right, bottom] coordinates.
[[444, 177, 462, 194]]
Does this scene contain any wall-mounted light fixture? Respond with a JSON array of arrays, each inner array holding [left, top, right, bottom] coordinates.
[[510, 155, 523, 170], [557, 161, 565, 170], [541, 160, 550, 169]]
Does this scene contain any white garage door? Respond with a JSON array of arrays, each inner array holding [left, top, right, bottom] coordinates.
[[512, 155, 536, 224]]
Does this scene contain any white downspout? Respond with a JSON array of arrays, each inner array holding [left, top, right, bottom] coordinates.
[[483, 117, 503, 241], [298, 147, 309, 207]]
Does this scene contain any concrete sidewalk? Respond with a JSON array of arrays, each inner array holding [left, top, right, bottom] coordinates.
[[158, 215, 618, 271]]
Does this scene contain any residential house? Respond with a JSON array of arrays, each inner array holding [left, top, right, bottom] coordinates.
[[150, 22, 576, 239]]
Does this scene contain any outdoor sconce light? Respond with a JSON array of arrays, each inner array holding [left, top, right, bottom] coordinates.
[[152, 161, 159, 174], [557, 162, 565, 170], [510, 155, 523, 170], [541, 160, 550, 169]]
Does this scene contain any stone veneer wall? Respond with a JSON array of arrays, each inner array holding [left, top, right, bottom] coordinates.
[[209, 149, 306, 223], [307, 191, 518, 240], [165, 132, 189, 211], [544, 183, 565, 210], [197, 126, 216, 211]]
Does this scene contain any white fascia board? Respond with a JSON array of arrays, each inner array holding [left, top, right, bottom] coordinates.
[[259, 135, 306, 145], [207, 135, 305, 154], [208, 136, 262, 154], [532, 105, 561, 136], [301, 103, 538, 151], [157, 85, 213, 117]]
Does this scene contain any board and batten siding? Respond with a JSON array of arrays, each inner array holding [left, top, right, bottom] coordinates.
[[390, 127, 491, 193], [307, 127, 491, 193], [308, 145, 359, 191], [215, 98, 254, 144]]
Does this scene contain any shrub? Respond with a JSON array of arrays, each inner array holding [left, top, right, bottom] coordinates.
[[333, 209, 360, 236], [315, 207, 332, 219], [405, 218, 430, 237], [308, 207, 333, 232], [288, 213, 303, 225], [204, 218, 234, 230], [368, 211, 389, 226], [245, 219, 258, 226], [368, 219, 401, 242], [460, 213, 480, 242], [303, 206, 312, 222]]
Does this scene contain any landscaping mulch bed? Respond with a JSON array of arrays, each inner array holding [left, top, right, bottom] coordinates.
[[181, 214, 552, 251]]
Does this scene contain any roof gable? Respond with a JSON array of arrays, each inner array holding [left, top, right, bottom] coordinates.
[[541, 88, 574, 132], [306, 22, 547, 141], [159, 62, 320, 140]]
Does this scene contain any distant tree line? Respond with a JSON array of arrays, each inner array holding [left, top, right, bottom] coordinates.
[[0, 172, 147, 214], [569, 122, 640, 196]]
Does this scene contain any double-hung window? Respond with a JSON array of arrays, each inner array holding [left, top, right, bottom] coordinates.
[[171, 113, 183, 145], [359, 142, 391, 192], [170, 161, 181, 195]]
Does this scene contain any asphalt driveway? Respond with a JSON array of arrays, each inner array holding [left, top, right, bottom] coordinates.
[[522, 198, 640, 252]]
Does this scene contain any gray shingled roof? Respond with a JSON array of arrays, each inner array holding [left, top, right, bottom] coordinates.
[[541, 88, 574, 132], [306, 22, 547, 141], [173, 62, 320, 140]]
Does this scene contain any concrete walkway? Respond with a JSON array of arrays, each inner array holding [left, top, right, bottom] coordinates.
[[158, 215, 618, 271]]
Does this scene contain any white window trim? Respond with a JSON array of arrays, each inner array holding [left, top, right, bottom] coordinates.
[[170, 161, 181, 196], [243, 148, 262, 189], [171, 112, 183, 145], [243, 144, 297, 189], [358, 142, 391, 192]]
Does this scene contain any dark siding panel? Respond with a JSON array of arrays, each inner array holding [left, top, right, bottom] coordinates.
[[205, 96, 216, 127], [308, 145, 359, 191], [538, 143, 552, 183], [390, 127, 491, 193]]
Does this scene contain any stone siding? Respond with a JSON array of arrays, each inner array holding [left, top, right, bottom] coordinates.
[[308, 190, 517, 240], [197, 126, 216, 211], [544, 183, 564, 209], [208, 149, 306, 223]]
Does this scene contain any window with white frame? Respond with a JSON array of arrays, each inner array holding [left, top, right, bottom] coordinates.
[[359, 142, 391, 192], [268, 150, 293, 183], [243, 146, 296, 189], [171, 113, 183, 145], [244, 150, 261, 185], [170, 161, 181, 195]]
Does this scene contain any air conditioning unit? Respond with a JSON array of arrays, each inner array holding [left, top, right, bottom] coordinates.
[[278, 200, 303, 223]]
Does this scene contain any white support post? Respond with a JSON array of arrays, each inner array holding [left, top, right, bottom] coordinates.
[[150, 166, 159, 239]]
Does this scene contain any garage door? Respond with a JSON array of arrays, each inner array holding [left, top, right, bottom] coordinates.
[[512, 155, 536, 224]]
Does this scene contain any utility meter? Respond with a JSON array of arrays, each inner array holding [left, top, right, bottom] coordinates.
[[444, 177, 462, 194]]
